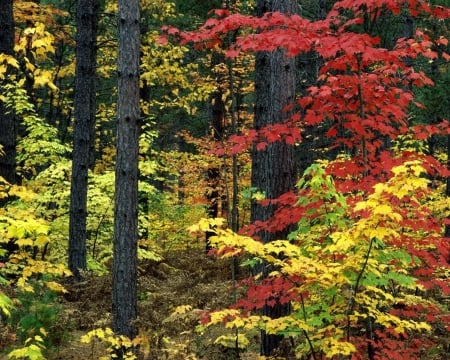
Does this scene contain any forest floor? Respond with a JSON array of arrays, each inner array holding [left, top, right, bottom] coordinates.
[[1, 246, 449, 359], [1, 247, 258, 360]]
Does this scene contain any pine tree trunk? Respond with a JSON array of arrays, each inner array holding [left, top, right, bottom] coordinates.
[[251, 0, 297, 356], [68, 0, 98, 279], [206, 51, 227, 251], [112, 0, 140, 341], [0, 0, 16, 186], [296, 1, 328, 176]]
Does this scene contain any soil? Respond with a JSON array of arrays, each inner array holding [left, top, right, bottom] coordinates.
[[2, 247, 257, 360]]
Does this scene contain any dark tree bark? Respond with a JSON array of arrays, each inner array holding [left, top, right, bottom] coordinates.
[[68, 0, 99, 280], [206, 51, 228, 251], [296, 0, 329, 176], [251, 0, 297, 356], [0, 0, 16, 185], [112, 0, 140, 341]]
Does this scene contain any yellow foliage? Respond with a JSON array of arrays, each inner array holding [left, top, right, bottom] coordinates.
[[187, 217, 227, 233], [171, 304, 193, 315], [80, 327, 143, 360], [0, 54, 19, 79], [7, 334, 46, 360], [209, 309, 241, 325], [44, 281, 67, 293], [0, 183, 70, 293], [192, 159, 443, 358], [322, 337, 356, 358], [11, 21, 59, 91], [100, 0, 214, 113], [15, 23, 55, 59], [15, 259, 70, 292], [264, 316, 312, 335], [33, 69, 58, 91], [9, 184, 37, 202], [214, 334, 249, 349]]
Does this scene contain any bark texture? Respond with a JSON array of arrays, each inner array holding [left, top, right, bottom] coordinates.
[[251, 0, 297, 356], [112, 0, 140, 340], [0, 0, 16, 185], [68, 0, 98, 279], [206, 51, 227, 250]]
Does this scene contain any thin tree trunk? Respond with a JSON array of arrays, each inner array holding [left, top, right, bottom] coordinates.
[[206, 51, 227, 250], [296, 0, 328, 176], [251, 0, 297, 356], [112, 0, 140, 341], [0, 0, 16, 186], [68, 0, 98, 279]]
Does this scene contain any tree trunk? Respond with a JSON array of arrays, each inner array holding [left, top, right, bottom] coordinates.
[[112, 0, 140, 342], [68, 0, 98, 280], [0, 0, 16, 185], [296, 0, 328, 176], [251, 0, 297, 356], [206, 51, 227, 251]]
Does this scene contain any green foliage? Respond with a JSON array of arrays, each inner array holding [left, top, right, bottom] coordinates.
[[143, 192, 206, 251], [30, 161, 72, 259], [0, 83, 69, 178], [289, 161, 350, 241], [8, 282, 67, 349]]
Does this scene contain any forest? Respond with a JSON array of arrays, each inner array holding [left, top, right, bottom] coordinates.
[[0, 0, 450, 359]]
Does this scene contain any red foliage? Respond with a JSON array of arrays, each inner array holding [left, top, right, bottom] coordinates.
[[170, 0, 450, 357], [234, 276, 302, 311]]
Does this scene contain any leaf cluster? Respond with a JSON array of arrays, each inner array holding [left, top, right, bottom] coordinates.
[[194, 159, 449, 358]]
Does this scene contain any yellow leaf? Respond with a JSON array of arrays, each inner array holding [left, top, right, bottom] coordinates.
[[328, 232, 354, 253], [214, 334, 249, 349], [188, 217, 226, 233], [373, 204, 392, 216], [354, 201, 367, 212], [34, 334, 45, 343], [45, 281, 67, 293], [323, 338, 356, 357], [225, 317, 245, 328], [16, 238, 33, 247], [186, 223, 200, 233], [368, 226, 399, 240], [47, 81, 58, 91], [25, 61, 36, 72], [35, 234, 49, 247], [0, 54, 19, 68], [6, 57, 19, 68], [171, 304, 192, 315]]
